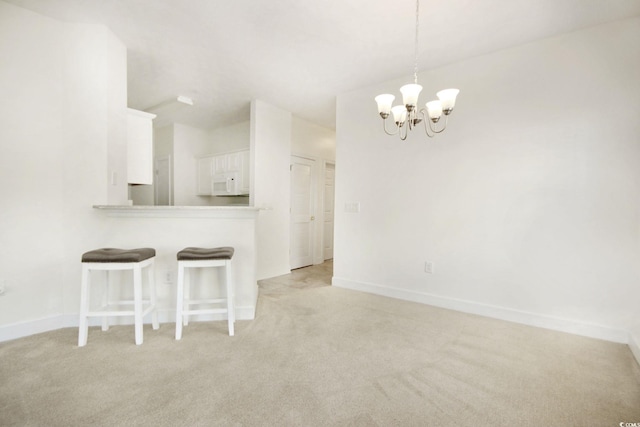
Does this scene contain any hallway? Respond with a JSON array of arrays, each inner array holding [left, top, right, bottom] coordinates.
[[258, 260, 333, 299]]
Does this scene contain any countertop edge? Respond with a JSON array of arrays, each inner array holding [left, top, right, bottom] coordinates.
[[93, 205, 262, 218], [94, 205, 261, 210]]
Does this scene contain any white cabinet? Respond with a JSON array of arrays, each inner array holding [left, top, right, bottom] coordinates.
[[227, 151, 242, 172], [213, 156, 228, 175], [212, 151, 243, 174], [126, 108, 156, 185], [196, 149, 250, 196]]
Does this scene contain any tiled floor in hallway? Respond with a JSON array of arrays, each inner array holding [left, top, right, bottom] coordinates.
[[258, 260, 333, 298]]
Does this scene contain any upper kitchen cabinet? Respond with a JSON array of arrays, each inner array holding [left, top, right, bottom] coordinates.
[[127, 108, 156, 185], [197, 149, 250, 196]]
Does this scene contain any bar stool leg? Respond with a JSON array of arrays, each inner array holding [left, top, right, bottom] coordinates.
[[183, 267, 190, 326], [149, 261, 159, 330], [101, 270, 110, 331], [175, 261, 185, 340], [78, 265, 90, 347], [229, 260, 236, 325], [225, 259, 234, 336], [133, 264, 143, 345]]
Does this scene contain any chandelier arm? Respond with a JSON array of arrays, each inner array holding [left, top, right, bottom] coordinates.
[[432, 114, 449, 134], [383, 117, 400, 135], [423, 110, 448, 134], [418, 109, 436, 138], [399, 123, 408, 141]]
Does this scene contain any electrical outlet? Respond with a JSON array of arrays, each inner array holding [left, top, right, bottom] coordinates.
[[424, 261, 434, 274], [165, 271, 173, 284]]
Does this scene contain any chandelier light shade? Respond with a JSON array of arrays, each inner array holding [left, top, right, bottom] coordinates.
[[375, 0, 459, 140], [374, 94, 395, 117], [437, 88, 460, 113], [391, 105, 407, 124], [400, 84, 422, 109], [425, 100, 442, 121]]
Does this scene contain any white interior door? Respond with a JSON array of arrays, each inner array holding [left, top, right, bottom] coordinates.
[[154, 155, 172, 206], [290, 156, 315, 270], [323, 163, 335, 260]]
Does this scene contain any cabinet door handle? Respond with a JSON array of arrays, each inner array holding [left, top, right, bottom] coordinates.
[[311, 216, 315, 221]]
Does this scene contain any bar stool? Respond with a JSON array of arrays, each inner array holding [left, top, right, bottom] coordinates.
[[175, 247, 235, 339], [78, 248, 159, 347]]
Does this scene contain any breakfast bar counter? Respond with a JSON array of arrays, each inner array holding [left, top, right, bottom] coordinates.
[[92, 205, 260, 323]]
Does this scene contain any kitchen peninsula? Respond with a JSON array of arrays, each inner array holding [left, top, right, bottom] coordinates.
[[93, 205, 260, 323]]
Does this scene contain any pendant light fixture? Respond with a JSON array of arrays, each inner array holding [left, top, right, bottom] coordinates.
[[375, 0, 459, 140]]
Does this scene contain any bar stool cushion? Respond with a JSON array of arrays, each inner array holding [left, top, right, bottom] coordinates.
[[177, 247, 234, 261], [82, 248, 156, 263]]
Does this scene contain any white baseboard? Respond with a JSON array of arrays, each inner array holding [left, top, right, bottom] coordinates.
[[0, 305, 256, 343], [332, 277, 629, 344], [629, 331, 640, 366], [0, 314, 77, 343]]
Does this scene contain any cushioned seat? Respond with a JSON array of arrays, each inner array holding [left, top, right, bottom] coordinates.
[[82, 248, 156, 263], [177, 247, 234, 261]]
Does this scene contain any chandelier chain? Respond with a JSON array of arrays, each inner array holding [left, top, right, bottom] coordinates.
[[413, 0, 420, 84]]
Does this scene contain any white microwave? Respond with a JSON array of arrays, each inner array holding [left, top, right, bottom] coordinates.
[[212, 172, 240, 196]]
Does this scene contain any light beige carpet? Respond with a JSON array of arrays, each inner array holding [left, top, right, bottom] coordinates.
[[1, 261, 639, 426]]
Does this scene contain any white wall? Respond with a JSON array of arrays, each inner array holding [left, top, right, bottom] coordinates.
[[208, 120, 250, 153], [147, 124, 175, 205], [292, 116, 335, 161], [105, 28, 128, 205], [173, 123, 211, 206], [154, 124, 174, 160], [334, 17, 640, 344], [0, 2, 125, 326], [291, 116, 336, 264], [251, 100, 292, 279]]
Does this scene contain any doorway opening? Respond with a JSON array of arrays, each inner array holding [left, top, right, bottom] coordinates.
[[289, 157, 336, 271]]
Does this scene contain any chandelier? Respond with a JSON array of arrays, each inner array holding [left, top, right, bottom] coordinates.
[[375, 0, 459, 140]]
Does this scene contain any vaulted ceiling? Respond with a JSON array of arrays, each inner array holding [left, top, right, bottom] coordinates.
[[5, 0, 640, 129]]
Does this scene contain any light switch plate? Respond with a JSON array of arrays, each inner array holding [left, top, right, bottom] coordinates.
[[345, 202, 360, 213]]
